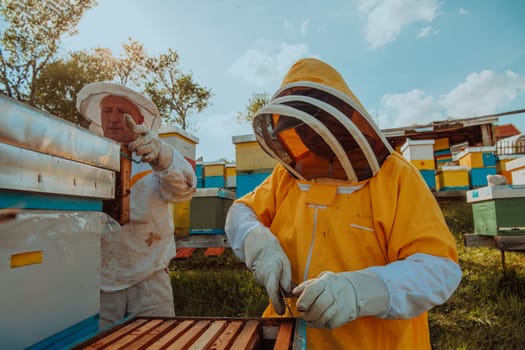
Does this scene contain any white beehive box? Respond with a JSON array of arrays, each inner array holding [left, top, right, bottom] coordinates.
[[401, 139, 435, 161], [506, 155, 525, 185], [0, 211, 119, 349]]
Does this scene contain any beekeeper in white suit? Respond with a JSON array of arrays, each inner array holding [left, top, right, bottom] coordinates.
[[76, 82, 196, 328]]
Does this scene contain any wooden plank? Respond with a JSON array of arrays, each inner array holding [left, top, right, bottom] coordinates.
[[164, 320, 211, 350], [175, 235, 230, 248], [464, 233, 525, 251], [464, 234, 496, 248], [123, 319, 179, 350], [188, 319, 227, 350], [210, 320, 244, 350], [146, 320, 195, 350], [273, 322, 294, 350], [106, 319, 164, 349], [494, 235, 525, 251], [82, 319, 150, 349], [229, 320, 260, 350]]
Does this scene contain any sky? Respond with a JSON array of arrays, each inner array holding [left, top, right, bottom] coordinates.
[[61, 0, 525, 162]]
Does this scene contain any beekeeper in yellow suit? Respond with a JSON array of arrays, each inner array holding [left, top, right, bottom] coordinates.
[[77, 82, 196, 328], [225, 58, 462, 349]]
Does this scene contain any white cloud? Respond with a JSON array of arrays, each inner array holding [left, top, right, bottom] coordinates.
[[378, 89, 441, 127], [193, 111, 253, 161], [227, 42, 312, 86], [300, 19, 310, 36], [459, 8, 470, 16], [442, 70, 525, 117], [376, 70, 525, 128], [358, 0, 439, 49], [417, 26, 435, 38]]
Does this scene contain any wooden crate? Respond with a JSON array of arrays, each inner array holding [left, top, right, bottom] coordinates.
[[72, 317, 300, 350]]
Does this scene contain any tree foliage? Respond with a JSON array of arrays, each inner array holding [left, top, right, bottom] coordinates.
[[33, 48, 115, 125], [0, 0, 97, 104], [236, 92, 270, 123], [144, 49, 213, 131], [1, 1, 212, 131], [114, 38, 147, 87]]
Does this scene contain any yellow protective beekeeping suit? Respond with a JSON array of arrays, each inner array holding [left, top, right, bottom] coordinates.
[[236, 58, 459, 349], [237, 155, 458, 349]]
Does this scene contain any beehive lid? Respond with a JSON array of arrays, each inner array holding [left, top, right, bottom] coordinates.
[[0, 94, 120, 171], [505, 155, 525, 171], [400, 138, 435, 153], [194, 187, 236, 199], [453, 146, 496, 161], [437, 165, 469, 173], [466, 185, 525, 203]]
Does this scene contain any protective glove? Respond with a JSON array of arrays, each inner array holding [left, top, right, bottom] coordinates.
[[243, 225, 292, 315], [125, 114, 173, 171], [293, 270, 389, 329]]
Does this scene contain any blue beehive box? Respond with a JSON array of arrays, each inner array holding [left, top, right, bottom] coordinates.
[[470, 167, 497, 188]]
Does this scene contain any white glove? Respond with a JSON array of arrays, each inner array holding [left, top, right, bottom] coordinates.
[[243, 226, 292, 315], [125, 114, 173, 170], [293, 270, 389, 329]]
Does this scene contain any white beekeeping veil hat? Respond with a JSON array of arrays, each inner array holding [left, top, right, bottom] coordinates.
[[76, 82, 162, 134]]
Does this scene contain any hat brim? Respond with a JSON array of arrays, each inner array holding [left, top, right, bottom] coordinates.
[[76, 82, 162, 133]]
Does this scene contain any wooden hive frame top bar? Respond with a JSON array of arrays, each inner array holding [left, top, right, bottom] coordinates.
[[72, 316, 298, 350]]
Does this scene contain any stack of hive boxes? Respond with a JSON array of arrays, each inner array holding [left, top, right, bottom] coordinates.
[[400, 139, 436, 190], [232, 134, 277, 198], [453, 147, 497, 188], [434, 138, 453, 166], [203, 160, 226, 188], [0, 95, 120, 348]]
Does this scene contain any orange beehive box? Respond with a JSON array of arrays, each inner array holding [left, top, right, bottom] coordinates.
[[72, 317, 302, 350]]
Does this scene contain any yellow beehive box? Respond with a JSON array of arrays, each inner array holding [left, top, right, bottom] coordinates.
[[204, 161, 226, 177], [410, 159, 436, 170], [232, 134, 277, 172], [435, 166, 470, 190], [434, 138, 450, 151], [453, 146, 496, 168], [169, 201, 190, 236], [225, 163, 237, 189]]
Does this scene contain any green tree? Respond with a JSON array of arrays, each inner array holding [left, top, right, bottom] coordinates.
[[32, 48, 115, 126], [114, 37, 147, 87], [0, 0, 97, 104], [236, 92, 270, 123], [144, 49, 213, 131]]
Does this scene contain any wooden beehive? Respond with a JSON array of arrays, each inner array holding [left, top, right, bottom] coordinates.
[[72, 317, 299, 350], [102, 145, 131, 225]]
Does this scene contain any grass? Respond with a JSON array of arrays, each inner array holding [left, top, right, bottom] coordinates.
[[169, 200, 525, 349]]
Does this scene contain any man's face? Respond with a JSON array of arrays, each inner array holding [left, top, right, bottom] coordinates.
[[100, 95, 144, 143]]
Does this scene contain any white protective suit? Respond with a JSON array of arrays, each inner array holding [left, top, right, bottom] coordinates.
[[77, 82, 196, 326]]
